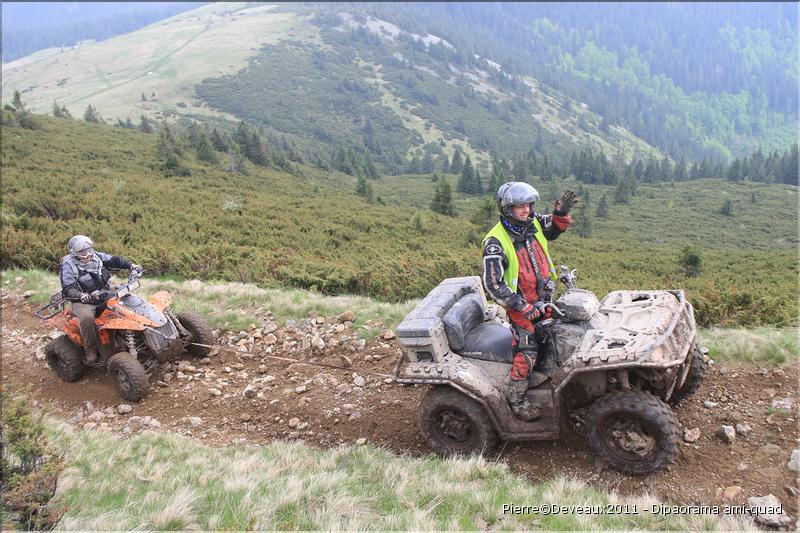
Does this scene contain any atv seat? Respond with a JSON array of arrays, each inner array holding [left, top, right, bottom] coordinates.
[[442, 292, 514, 364], [460, 322, 514, 363]]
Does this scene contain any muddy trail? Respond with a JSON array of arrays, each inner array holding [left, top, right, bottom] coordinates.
[[2, 289, 798, 524]]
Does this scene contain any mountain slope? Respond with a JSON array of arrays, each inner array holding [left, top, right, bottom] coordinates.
[[1, 3, 318, 125], [2, 2, 666, 173]]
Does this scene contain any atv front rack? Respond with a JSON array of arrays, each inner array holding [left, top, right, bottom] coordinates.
[[35, 295, 66, 319]]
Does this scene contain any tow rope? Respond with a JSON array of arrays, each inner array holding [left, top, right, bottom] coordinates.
[[184, 341, 397, 380]]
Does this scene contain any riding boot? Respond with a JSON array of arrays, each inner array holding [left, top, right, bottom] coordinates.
[[506, 378, 541, 421], [84, 348, 99, 364]]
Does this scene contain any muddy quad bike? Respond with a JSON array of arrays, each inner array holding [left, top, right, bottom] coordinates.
[[393, 269, 705, 475], [35, 271, 214, 402]]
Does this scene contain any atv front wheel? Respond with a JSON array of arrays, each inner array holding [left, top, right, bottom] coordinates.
[[670, 345, 706, 404], [44, 335, 86, 382], [585, 390, 681, 475], [418, 386, 498, 456], [107, 352, 150, 402], [177, 311, 214, 357]]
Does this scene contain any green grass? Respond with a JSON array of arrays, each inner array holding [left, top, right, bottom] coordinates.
[[46, 422, 754, 531], [698, 327, 800, 366], [3, 268, 415, 332]]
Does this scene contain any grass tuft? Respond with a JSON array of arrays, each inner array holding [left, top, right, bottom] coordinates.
[[698, 327, 799, 366]]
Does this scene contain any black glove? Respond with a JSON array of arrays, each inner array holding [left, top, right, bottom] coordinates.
[[80, 290, 101, 304], [521, 303, 541, 321], [554, 190, 578, 215]]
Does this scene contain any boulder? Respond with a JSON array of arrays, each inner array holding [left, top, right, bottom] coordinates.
[[337, 310, 355, 323], [788, 449, 800, 471], [747, 494, 791, 528], [117, 404, 133, 415], [771, 398, 793, 411], [683, 428, 701, 443], [716, 425, 735, 443]]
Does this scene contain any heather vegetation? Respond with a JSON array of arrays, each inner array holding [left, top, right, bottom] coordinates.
[[2, 115, 797, 327]]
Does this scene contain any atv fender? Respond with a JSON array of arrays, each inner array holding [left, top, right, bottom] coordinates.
[[148, 291, 172, 313], [394, 353, 561, 441]]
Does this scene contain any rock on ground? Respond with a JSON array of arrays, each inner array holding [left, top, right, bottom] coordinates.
[[747, 494, 791, 527], [716, 425, 735, 443]]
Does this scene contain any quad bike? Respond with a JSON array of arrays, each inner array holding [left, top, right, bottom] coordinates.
[[35, 271, 214, 402], [393, 268, 706, 475]]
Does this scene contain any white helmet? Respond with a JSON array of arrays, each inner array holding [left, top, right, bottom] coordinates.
[[67, 235, 94, 263], [497, 181, 539, 226]]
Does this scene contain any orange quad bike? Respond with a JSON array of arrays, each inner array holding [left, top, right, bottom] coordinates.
[[35, 271, 213, 402]]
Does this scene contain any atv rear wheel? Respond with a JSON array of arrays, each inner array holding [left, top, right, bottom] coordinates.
[[44, 335, 86, 382], [418, 386, 498, 456], [107, 352, 150, 402], [670, 345, 706, 404], [177, 311, 214, 357], [585, 390, 681, 475]]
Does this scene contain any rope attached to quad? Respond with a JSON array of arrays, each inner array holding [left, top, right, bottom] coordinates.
[[184, 340, 397, 380]]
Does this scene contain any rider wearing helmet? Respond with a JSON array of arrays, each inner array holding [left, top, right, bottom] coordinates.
[[482, 183, 577, 420], [60, 235, 142, 363]]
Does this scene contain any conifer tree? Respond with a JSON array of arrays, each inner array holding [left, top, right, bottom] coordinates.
[[52, 99, 72, 119], [574, 203, 592, 237], [138, 115, 153, 133], [450, 149, 463, 175], [83, 105, 100, 123], [596, 193, 609, 218], [431, 180, 455, 216]]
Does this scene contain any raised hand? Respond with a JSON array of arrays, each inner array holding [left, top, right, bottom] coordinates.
[[555, 190, 578, 214]]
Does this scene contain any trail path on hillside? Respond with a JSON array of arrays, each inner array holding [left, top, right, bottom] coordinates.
[[2, 290, 797, 524]]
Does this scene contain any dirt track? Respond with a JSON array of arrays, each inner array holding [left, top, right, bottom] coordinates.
[[2, 290, 798, 524]]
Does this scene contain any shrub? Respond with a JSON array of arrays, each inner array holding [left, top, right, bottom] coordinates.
[[678, 245, 702, 277], [1, 390, 64, 530]]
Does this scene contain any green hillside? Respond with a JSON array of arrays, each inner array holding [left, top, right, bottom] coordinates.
[[2, 115, 798, 327]]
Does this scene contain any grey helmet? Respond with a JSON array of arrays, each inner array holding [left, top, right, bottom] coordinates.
[[67, 235, 94, 263], [497, 181, 539, 226]]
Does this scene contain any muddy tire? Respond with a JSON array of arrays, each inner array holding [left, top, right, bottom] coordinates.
[[177, 311, 214, 357], [585, 390, 681, 475], [44, 335, 86, 382], [418, 386, 498, 456], [107, 352, 150, 402], [670, 345, 706, 404]]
